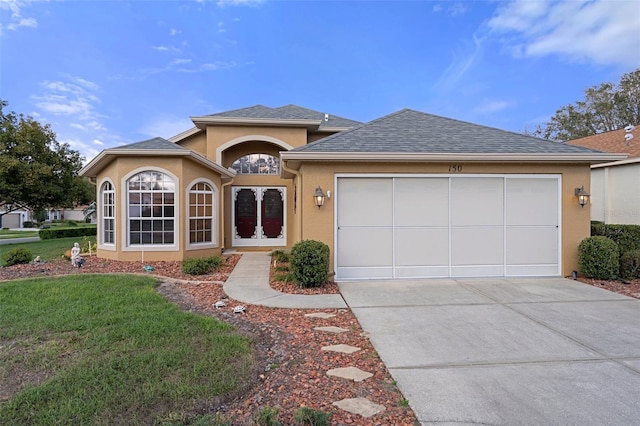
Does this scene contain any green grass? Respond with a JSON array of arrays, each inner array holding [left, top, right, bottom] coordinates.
[[0, 275, 254, 425], [0, 236, 97, 265]]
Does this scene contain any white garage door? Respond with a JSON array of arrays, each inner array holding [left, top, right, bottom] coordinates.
[[336, 175, 560, 280]]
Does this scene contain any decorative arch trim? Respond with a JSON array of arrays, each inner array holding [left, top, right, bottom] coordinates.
[[216, 135, 294, 164]]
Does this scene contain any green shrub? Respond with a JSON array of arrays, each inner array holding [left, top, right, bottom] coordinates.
[[2, 247, 33, 266], [591, 223, 640, 256], [271, 249, 290, 263], [23, 221, 33, 228], [620, 250, 640, 280], [39, 226, 96, 240], [578, 236, 619, 280], [273, 272, 295, 283], [254, 406, 281, 426], [181, 256, 224, 275], [290, 240, 329, 288], [293, 407, 331, 426]]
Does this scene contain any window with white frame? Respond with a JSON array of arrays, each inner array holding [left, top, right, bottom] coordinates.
[[127, 171, 175, 245], [189, 182, 215, 244], [101, 181, 115, 244]]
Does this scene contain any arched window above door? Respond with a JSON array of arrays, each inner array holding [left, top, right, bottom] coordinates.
[[231, 154, 280, 175]]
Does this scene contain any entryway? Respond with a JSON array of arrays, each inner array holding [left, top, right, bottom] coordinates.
[[232, 186, 286, 247]]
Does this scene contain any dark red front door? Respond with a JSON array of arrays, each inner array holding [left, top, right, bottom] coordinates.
[[233, 187, 286, 246], [235, 188, 257, 239]]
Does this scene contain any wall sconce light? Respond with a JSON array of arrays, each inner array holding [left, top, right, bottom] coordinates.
[[314, 186, 326, 208], [575, 186, 590, 208]]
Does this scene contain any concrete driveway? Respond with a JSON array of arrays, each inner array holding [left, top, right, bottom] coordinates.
[[338, 278, 640, 425]]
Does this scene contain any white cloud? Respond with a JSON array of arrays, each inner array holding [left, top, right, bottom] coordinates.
[[434, 33, 484, 90], [475, 100, 514, 114], [488, 0, 640, 68], [0, 0, 38, 32], [447, 2, 467, 17], [169, 28, 181, 36], [216, 0, 265, 7], [138, 116, 194, 139], [433, 4, 442, 13]]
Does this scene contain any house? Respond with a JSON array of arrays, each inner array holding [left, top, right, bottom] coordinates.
[[565, 126, 639, 225], [79, 105, 624, 279]]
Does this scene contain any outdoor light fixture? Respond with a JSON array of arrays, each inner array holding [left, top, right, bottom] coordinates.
[[575, 186, 590, 208], [313, 186, 326, 208]]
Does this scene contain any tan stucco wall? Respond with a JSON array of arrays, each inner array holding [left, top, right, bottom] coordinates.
[[206, 126, 308, 163], [95, 156, 224, 262], [178, 132, 207, 157], [294, 161, 592, 277]]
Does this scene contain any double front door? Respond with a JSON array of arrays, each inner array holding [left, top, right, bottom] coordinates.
[[232, 187, 286, 247]]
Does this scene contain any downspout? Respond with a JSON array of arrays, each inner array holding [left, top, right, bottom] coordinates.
[[281, 160, 303, 242], [220, 175, 235, 252]]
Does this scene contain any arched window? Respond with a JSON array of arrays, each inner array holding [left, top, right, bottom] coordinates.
[[127, 171, 175, 245], [231, 154, 280, 174], [189, 182, 215, 244], [101, 181, 115, 245]]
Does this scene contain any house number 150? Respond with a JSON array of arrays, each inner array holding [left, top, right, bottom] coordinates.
[[449, 164, 463, 172]]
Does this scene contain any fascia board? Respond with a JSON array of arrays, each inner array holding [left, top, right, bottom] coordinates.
[[190, 116, 321, 130], [168, 127, 202, 143], [280, 151, 628, 164], [591, 156, 640, 168], [80, 149, 235, 178]]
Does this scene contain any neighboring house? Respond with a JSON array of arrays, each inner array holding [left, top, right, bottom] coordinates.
[[565, 126, 639, 225], [0, 207, 30, 228], [79, 105, 624, 279]]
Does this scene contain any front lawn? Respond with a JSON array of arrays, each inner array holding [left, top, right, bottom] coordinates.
[[0, 236, 97, 265], [0, 230, 39, 239], [0, 275, 254, 425]]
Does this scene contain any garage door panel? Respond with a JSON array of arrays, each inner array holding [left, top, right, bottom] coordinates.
[[395, 228, 449, 266], [451, 178, 503, 226], [395, 178, 448, 226], [507, 179, 558, 226], [507, 227, 559, 265], [451, 227, 504, 265], [337, 228, 392, 267], [336, 176, 560, 280], [337, 178, 392, 227]]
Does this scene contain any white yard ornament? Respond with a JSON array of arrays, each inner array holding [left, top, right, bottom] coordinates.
[[213, 300, 227, 308], [233, 305, 246, 314]]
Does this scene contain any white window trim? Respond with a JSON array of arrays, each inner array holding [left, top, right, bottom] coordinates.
[[121, 167, 180, 252], [186, 178, 219, 250], [98, 177, 116, 251]]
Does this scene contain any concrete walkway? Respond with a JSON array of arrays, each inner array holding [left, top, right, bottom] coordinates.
[[222, 252, 347, 309]]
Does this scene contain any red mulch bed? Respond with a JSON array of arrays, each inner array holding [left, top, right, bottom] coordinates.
[[577, 276, 640, 299], [0, 255, 418, 425]]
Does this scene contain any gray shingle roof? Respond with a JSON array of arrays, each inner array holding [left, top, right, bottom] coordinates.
[[117, 137, 186, 151], [209, 104, 361, 130], [292, 109, 607, 154]]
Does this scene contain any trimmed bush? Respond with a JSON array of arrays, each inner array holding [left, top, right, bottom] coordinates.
[[591, 222, 640, 256], [23, 221, 33, 228], [2, 247, 33, 266], [620, 250, 640, 280], [578, 236, 619, 280], [181, 256, 224, 275], [290, 240, 329, 288], [39, 226, 96, 240]]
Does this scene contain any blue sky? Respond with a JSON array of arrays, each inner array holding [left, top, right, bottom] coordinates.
[[1, 0, 639, 162]]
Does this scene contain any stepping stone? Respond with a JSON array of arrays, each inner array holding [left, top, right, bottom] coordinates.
[[321, 344, 361, 354], [304, 312, 336, 319], [326, 366, 373, 382], [332, 397, 386, 418], [314, 326, 348, 334]]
